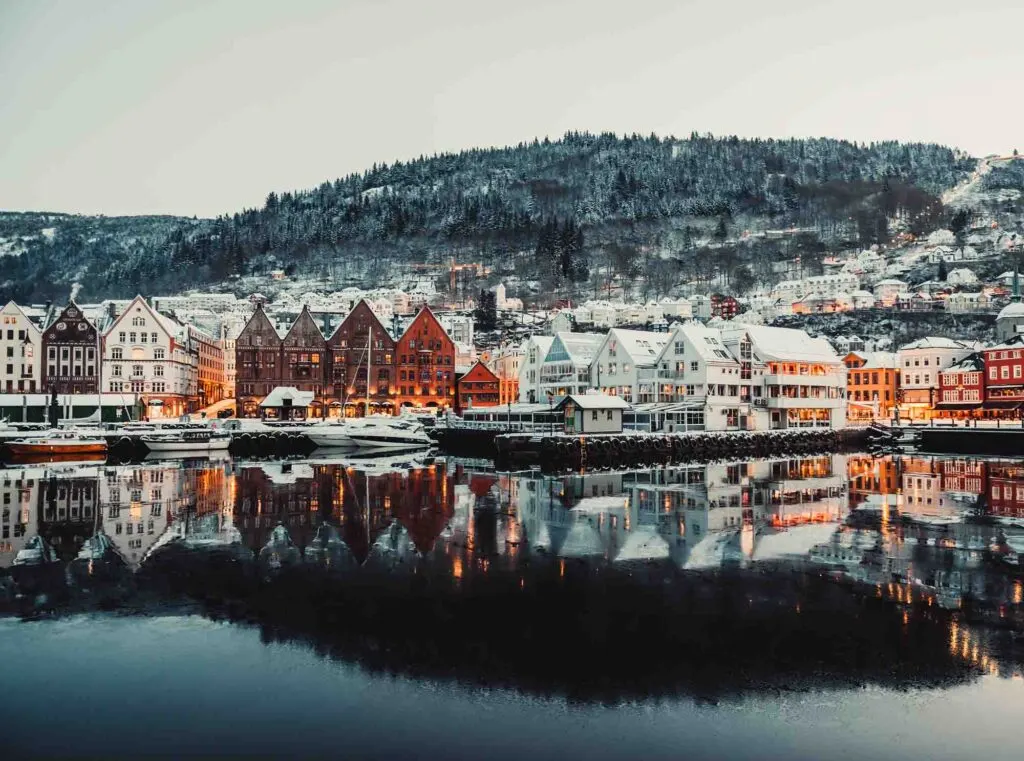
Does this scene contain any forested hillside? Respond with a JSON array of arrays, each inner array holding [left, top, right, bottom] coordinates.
[[0, 132, 977, 303]]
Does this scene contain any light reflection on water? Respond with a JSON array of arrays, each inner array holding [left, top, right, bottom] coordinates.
[[5, 452, 1024, 757]]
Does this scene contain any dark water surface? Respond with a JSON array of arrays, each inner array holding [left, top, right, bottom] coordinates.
[[4, 452, 1024, 759]]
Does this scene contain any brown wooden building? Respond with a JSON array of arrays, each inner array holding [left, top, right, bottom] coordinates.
[[235, 304, 284, 416], [326, 300, 396, 417], [42, 302, 100, 395], [235, 303, 457, 416]]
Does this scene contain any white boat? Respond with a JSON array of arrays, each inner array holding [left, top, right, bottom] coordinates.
[[141, 428, 231, 454], [14, 535, 59, 566], [306, 420, 357, 448], [346, 417, 433, 451]]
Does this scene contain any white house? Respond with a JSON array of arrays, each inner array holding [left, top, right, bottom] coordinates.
[[659, 297, 693, 320], [517, 335, 554, 403], [102, 295, 197, 418], [590, 328, 670, 404], [557, 392, 630, 434], [873, 279, 908, 306], [0, 301, 42, 394], [945, 268, 979, 287], [537, 332, 603, 402]]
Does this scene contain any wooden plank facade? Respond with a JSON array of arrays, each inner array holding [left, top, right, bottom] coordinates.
[[235, 301, 455, 417]]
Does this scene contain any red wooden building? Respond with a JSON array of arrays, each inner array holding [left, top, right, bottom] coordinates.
[[394, 307, 456, 410], [988, 463, 1024, 519], [455, 360, 500, 412], [983, 335, 1024, 416], [936, 352, 985, 418]]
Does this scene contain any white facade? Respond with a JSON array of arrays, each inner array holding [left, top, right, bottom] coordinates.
[[590, 328, 670, 404], [517, 335, 553, 403], [537, 332, 603, 401], [439, 314, 474, 346], [896, 337, 981, 418], [0, 301, 42, 394], [873, 279, 908, 305], [102, 295, 198, 417]]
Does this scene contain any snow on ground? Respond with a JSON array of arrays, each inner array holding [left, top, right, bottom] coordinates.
[[40, 227, 55, 240]]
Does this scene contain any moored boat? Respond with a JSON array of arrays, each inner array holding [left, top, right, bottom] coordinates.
[[346, 418, 433, 451], [141, 428, 231, 454], [6, 430, 107, 461]]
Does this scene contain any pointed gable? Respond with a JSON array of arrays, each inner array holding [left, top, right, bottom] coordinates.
[[398, 306, 453, 349], [283, 306, 325, 348], [43, 300, 98, 345], [328, 299, 394, 349], [238, 304, 282, 347], [460, 360, 499, 384]]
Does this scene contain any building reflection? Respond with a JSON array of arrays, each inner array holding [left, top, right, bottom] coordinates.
[[6, 450, 1024, 618]]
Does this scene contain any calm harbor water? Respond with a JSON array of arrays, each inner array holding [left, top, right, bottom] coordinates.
[[4, 451, 1024, 759]]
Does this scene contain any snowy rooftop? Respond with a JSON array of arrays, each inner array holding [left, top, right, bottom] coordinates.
[[607, 328, 670, 364], [740, 325, 841, 364]]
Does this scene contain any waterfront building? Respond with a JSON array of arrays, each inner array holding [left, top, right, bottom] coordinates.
[[41, 302, 100, 396], [190, 325, 225, 408], [325, 299, 395, 417], [234, 304, 285, 417], [937, 353, 985, 418], [393, 307, 456, 410], [590, 328, 671, 403], [488, 344, 522, 405], [102, 295, 197, 418], [896, 337, 981, 421], [517, 335, 553, 403], [456, 361, 500, 412], [537, 332, 603, 402], [982, 335, 1024, 415], [0, 301, 42, 394], [844, 351, 898, 423]]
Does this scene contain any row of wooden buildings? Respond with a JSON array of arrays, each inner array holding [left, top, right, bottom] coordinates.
[[235, 300, 502, 417]]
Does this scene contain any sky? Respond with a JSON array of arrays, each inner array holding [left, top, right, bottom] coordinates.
[[1, 0, 1022, 218]]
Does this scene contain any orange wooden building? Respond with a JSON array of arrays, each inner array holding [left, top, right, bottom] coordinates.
[[456, 360, 501, 412]]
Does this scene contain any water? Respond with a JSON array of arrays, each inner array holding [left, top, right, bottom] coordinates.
[[3, 451, 1024, 759]]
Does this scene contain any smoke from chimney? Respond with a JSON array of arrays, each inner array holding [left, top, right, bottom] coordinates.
[[69, 283, 82, 302]]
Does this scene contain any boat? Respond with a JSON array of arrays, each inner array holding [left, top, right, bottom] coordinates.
[[346, 417, 433, 451], [141, 428, 231, 454], [6, 430, 107, 460], [13, 535, 59, 566], [306, 419, 357, 449]]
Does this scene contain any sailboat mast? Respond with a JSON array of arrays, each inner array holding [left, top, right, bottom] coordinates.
[[366, 324, 371, 416]]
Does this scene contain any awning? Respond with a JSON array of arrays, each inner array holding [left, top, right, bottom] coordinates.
[[984, 401, 1023, 410], [935, 401, 982, 409]]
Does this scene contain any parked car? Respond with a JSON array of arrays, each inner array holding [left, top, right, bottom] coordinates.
[[217, 408, 235, 419]]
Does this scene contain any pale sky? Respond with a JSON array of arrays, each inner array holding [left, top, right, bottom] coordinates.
[[1, 0, 1022, 218]]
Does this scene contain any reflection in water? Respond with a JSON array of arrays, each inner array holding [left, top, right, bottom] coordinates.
[[5, 452, 1024, 697]]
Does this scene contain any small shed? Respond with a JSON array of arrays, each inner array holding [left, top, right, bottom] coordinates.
[[259, 386, 315, 420], [556, 392, 631, 434]]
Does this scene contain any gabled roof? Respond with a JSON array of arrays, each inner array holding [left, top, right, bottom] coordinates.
[[521, 334, 554, 356], [601, 328, 670, 366], [238, 304, 283, 344], [544, 332, 603, 365], [736, 325, 840, 364], [664, 321, 737, 364], [328, 298, 393, 345], [459, 360, 499, 384], [942, 352, 985, 373], [397, 306, 453, 346], [898, 336, 979, 352], [282, 305, 325, 345], [259, 387, 316, 407], [556, 392, 632, 410], [0, 301, 42, 334]]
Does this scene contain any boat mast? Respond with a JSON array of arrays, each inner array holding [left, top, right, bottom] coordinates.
[[366, 324, 371, 417]]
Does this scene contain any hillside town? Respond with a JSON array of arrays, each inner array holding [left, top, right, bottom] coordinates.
[[2, 252, 1024, 430]]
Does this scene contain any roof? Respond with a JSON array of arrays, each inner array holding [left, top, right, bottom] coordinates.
[[860, 351, 897, 369], [898, 336, 978, 351], [734, 325, 840, 364], [874, 278, 908, 286], [668, 321, 737, 364], [556, 392, 632, 410], [943, 352, 985, 373], [997, 302, 1024, 320], [545, 332, 604, 365], [259, 387, 316, 408], [604, 329, 670, 365], [752, 523, 840, 562], [614, 525, 671, 562]]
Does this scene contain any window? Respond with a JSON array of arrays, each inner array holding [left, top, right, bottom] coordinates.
[[129, 332, 136, 343], [154, 365, 164, 377], [112, 365, 122, 377], [991, 367, 998, 380], [154, 348, 165, 360], [151, 332, 157, 343], [111, 348, 123, 360], [140, 333, 147, 343], [132, 365, 144, 377], [1015, 365, 1022, 379], [1002, 367, 1010, 379], [690, 361, 698, 372], [119, 332, 126, 343], [591, 410, 598, 420]]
